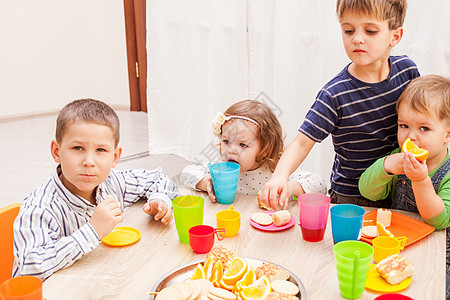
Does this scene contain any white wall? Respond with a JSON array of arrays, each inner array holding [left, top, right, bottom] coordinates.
[[0, 1, 130, 118]]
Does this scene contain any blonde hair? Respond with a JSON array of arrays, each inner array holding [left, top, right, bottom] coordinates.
[[223, 100, 284, 172], [396, 75, 450, 123], [56, 99, 120, 146], [336, 0, 407, 29]]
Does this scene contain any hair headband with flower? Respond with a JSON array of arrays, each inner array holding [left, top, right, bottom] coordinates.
[[212, 112, 260, 136]]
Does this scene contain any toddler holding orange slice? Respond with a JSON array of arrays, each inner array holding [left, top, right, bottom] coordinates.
[[359, 75, 450, 295]]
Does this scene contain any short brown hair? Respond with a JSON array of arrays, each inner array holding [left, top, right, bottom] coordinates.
[[336, 0, 407, 29], [56, 99, 120, 146], [223, 100, 284, 172], [396, 75, 450, 123]]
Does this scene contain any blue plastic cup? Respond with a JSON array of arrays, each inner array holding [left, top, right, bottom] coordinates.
[[330, 204, 365, 243], [208, 162, 240, 204]]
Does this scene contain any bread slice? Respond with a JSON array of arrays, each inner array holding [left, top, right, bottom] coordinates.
[[375, 254, 414, 285], [255, 262, 290, 282]]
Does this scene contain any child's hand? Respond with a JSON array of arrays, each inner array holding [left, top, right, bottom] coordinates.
[[260, 175, 289, 211], [89, 196, 123, 240], [196, 175, 216, 202], [143, 199, 173, 225], [383, 153, 405, 175], [403, 152, 428, 182]]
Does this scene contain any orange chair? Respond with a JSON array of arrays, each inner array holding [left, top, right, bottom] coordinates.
[[0, 203, 21, 285]]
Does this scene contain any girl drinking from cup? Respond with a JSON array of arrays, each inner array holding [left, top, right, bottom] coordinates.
[[180, 100, 327, 206]]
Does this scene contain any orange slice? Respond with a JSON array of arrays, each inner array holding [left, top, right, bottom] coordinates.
[[204, 255, 216, 281], [190, 263, 206, 280], [222, 256, 248, 286], [211, 260, 224, 283], [219, 278, 235, 291], [401, 138, 429, 161], [239, 276, 271, 300], [235, 268, 257, 293], [377, 222, 394, 237]]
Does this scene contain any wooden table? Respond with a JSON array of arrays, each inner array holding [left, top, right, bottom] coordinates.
[[43, 189, 446, 299]]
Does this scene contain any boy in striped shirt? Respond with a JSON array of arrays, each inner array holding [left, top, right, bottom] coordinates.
[[12, 99, 177, 280], [260, 0, 420, 210]]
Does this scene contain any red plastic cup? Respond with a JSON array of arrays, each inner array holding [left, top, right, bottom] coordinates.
[[298, 193, 331, 242], [374, 294, 414, 300], [188, 225, 225, 254], [0, 276, 42, 300]]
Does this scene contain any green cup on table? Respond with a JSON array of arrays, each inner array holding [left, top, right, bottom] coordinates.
[[172, 195, 204, 244]]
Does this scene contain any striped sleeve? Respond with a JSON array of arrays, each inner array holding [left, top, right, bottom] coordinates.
[[12, 205, 99, 280]]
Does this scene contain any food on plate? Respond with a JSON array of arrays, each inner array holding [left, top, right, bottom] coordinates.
[[376, 208, 392, 227], [272, 210, 291, 227], [221, 257, 248, 286], [257, 191, 271, 210], [376, 254, 414, 285], [402, 138, 429, 161], [208, 286, 237, 299], [267, 291, 300, 300], [377, 222, 394, 237], [255, 262, 290, 282], [206, 246, 236, 269], [239, 276, 271, 300], [251, 212, 273, 226], [361, 225, 378, 238], [270, 280, 299, 295]]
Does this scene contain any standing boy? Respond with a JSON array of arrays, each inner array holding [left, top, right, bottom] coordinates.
[[13, 99, 177, 280], [261, 0, 420, 210]]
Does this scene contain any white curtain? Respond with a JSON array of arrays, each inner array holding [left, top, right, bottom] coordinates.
[[147, 0, 450, 182]]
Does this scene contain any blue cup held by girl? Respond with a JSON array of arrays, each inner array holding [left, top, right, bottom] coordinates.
[[208, 162, 240, 204]]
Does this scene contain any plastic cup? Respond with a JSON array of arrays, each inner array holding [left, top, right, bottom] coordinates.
[[372, 236, 408, 263], [330, 204, 365, 243], [0, 276, 43, 300], [333, 240, 374, 299], [172, 195, 204, 244], [216, 206, 241, 237], [188, 225, 225, 254], [298, 193, 331, 242], [374, 294, 414, 299], [208, 162, 240, 204]]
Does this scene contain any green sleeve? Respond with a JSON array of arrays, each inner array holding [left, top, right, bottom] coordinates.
[[359, 156, 396, 201], [423, 168, 450, 231]]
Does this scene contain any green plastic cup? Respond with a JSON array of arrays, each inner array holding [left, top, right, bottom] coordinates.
[[172, 195, 204, 244], [333, 240, 373, 299]]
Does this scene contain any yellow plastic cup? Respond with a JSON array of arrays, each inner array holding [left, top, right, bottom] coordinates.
[[0, 276, 42, 300], [216, 206, 241, 237], [372, 236, 407, 263]]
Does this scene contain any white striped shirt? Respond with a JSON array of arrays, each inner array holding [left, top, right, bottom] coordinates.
[[12, 165, 177, 280]]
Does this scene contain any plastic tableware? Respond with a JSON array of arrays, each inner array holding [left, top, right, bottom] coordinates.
[[333, 240, 374, 299], [365, 264, 411, 293], [298, 193, 331, 242], [372, 236, 408, 263], [331, 204, 365, 243], [188, 225, 225, 254], [250, 211, 295, 232], [101, 227, 141, 247], [173, 195, 204, 244], [374, 293, 414, 299], [208, 162, 240, 204], [216, 206, 241, 237], [0, 276, 42, 300]]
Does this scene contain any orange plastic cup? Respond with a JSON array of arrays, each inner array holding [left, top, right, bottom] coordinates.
[[216, 206, 241, 237], [0, 276, 42, 300], [372, 236, 407, 263]]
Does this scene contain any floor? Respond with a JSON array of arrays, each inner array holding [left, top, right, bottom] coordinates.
[[0, 110, 193, 207]]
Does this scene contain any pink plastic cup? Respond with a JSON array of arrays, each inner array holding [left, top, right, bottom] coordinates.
[[298, 193, 331, 242], [188, 225, 225, 254]]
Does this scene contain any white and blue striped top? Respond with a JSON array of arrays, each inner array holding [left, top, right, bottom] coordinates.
[[300, 55, 420, 197], [12, 165, 177, 280]]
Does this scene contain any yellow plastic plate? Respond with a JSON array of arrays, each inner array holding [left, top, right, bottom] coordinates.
[[365, 264, 411, 293], [101, 227, 141, 247]]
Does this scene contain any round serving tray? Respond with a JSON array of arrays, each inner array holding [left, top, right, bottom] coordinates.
[[150, 257, 306, 299]]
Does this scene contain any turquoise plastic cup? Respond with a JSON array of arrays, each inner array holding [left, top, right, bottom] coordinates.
[[330, 204, 365, 243], [208, 162, 240, 204], [333, 240, 374, 299], [172, 195, 204, 244]]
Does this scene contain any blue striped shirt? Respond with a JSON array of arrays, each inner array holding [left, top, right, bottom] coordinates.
[[12, 166, 177, 280], [300, 55, 420, 197]]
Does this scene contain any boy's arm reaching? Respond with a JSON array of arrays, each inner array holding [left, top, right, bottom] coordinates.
[[261, 132, 315, 210]]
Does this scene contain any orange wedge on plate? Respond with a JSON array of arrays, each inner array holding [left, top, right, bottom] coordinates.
[[191, 263, 206, 280], [239, 276, 271, 300], [401, 138, 429, 161], [222, 256, 248, 286], [377, 222, 394, 237]]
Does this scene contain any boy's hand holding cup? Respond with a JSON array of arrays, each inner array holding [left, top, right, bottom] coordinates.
[[90, 195, 123, 240], [143, 199, 173, 225]]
